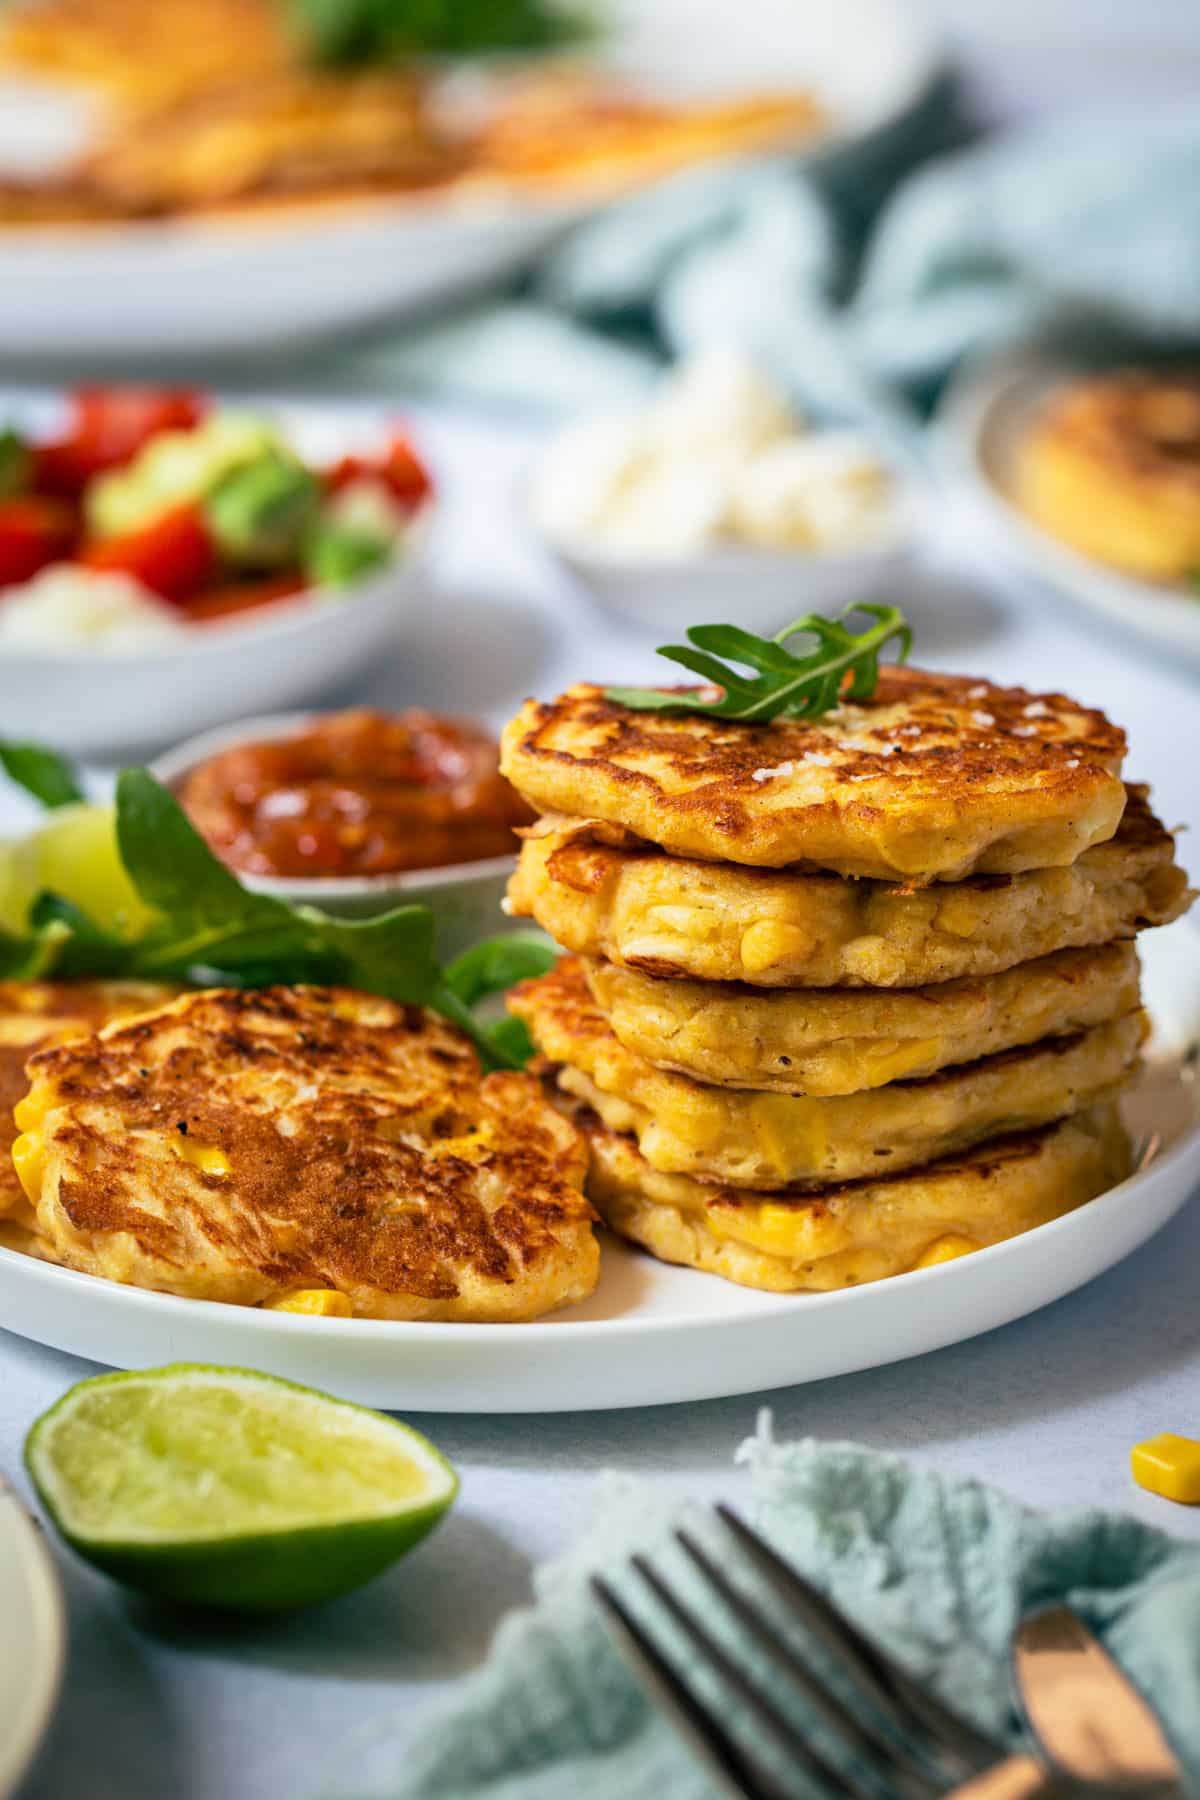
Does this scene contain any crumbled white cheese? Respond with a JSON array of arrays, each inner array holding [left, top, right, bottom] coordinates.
[[752, 752, 835, 780], [1065, 758, 1080, 768], [967, 683, 989, 699], [529, 352, 896, 558], [731, 432, 896, 552], [528, 413, 651, 542], [1012, 724, 1037, 736], [327, 475, 409, 544], [0, 564, 185, 652], [837, 736, 898, 755], [646, 350, 794, 460], [971, 710, 996, 727], [1023, 700, 1051, 719], [590, 460, 730, 557]]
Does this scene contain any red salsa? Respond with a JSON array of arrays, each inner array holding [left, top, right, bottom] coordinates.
[[180, 708, 532, 879]]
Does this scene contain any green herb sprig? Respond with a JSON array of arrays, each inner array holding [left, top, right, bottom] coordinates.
[[0, 760, 552, 1071], [0, 742, 85, 810], [605, 604, 912, 724], [289, 0, 594, 67]]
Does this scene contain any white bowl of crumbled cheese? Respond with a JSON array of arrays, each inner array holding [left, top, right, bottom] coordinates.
[[526, 351, 921, 634]]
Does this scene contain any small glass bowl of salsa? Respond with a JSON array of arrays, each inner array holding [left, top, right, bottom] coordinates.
[[152, 708, 533, 955]]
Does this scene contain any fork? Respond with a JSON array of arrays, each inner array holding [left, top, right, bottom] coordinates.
[[591, 1505, 1072, 1800]]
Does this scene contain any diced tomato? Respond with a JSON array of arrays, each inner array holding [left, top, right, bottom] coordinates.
[[324, 454, 370, 495], [0, 496, 76, 586], [181, 573, 308, 623], [34, 387, 208, 496], [381, 433, 432, 509], [83, 502, 217, 602], [72, 386, 206, 464], [323, 433, 432, 510], [34, 439, 103, 498]]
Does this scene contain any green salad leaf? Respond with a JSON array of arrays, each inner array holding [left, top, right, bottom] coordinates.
[[289, 0, 594, 66], [0, 742, 86, 810], [442, 931, 556, 1007], [605, 605, 912, 724]]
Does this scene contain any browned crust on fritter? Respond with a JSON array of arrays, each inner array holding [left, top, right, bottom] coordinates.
[[500, 669, 1127, 880], [25, 986, 595, 1319], [0, 980, 176, 1219]]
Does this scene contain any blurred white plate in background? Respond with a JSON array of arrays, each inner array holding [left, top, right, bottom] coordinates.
[[939, 355, 1200, 676], [0, 0, 940, 357]]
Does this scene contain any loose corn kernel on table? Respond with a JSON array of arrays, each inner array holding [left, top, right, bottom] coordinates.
[[1, 402, 1199, 1800]]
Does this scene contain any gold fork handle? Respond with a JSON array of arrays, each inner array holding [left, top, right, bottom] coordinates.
[[952, 1754, 1066, 1799]]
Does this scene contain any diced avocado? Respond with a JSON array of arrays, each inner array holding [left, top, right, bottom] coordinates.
[[303, 520, 393, 588], [87, 414, 292, 540], [0, 427, 30, 500], [205, 453, 320, 569]]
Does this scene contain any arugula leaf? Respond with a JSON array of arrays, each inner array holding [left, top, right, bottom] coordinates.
[[0, 742, 85, 809], [443, 931, 557, 1008], [480, 1013, 539, 1070], [605, 605, 912, 724], [115, 768, 284, 934], [440, 931, 556, 1072], [289, 0, 592, 66]]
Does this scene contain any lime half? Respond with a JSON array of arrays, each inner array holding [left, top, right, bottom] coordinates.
[[31, 803, 156, 940], [0, 835, 38, 935], [25, 1365, 458, 1613]]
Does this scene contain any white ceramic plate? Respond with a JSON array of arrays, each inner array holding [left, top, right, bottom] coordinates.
[[0, 401, 432, 757], [0, 0, 940, 356], [938, 355, 1200, 675], [152, 711, 517, 957], [0, 925, 1196, 1413], [0, 1478, 64, 1800]]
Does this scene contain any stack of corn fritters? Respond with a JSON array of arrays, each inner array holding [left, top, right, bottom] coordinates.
[[501, 669, 1194, 1293]]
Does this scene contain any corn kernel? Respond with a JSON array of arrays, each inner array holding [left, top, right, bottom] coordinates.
[[914, 1234, 979, 1270], [1131, 1434, 1200, 1504], [13, 1089, 49, 1133], [10, 1132, 45, 1205], [267, 1289, 353, 1318], [739, 920, 813, 975], [171, 1136, 231, 1176]]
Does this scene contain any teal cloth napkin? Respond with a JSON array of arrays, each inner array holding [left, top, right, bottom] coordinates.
[[329, 1420, 1200, 1799], [318, 103, 1200, 438]]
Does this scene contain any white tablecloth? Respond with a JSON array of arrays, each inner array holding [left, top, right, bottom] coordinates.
[[5, 406, 1200, 1800]]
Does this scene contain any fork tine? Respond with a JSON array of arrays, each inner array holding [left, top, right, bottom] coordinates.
[[674, 1527, 939, 1800], [590, 1575, 776, 1800], [630, 1552, 869, 1800], [717, 1507, 1001, 1778]]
